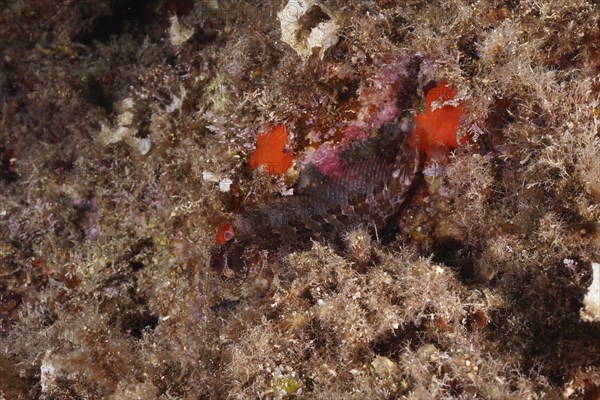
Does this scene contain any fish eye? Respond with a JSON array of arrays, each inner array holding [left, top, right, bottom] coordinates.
[[210, 254, 224, 272]]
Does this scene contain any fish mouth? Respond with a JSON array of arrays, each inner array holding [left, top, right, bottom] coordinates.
[[209, 240, 249, 280]]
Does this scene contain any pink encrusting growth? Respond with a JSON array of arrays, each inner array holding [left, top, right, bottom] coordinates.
[[309, 124, 368, 177], [355, 64, 405, 129], [305, 60, 418, 178]]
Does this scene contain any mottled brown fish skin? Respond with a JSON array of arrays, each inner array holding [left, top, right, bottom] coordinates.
[[232, 128, 423, 247], [207, 126, 423, 301]]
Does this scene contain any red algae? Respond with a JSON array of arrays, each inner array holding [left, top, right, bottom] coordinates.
[[414, 81, 465, 154], [248, 124, 294, 175]]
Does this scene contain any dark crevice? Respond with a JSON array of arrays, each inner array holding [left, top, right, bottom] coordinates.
[[121, 309, 159, 339], [74, 0, 161, 45]]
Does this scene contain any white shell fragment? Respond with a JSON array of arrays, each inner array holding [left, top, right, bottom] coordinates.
[[202, 171, 233, 192], [278, 0, 339, 59], [580, 262, 600, 322], [306, 20, 339, 57], [202, 171, 220, 183], [125, 137, 151, 156], [219, 178, 233, 192], [165, 85, 187, 114]]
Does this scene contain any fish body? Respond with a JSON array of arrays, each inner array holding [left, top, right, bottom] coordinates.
[[208, 54, 427, 297], [210, 125, 423, 286], [234, 129, 422, 244]]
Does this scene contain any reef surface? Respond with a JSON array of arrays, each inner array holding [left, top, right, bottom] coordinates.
[[0, 0, 599, 398]]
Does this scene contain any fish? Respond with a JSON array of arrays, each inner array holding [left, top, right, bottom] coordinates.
[[208, 121, 424, 294]]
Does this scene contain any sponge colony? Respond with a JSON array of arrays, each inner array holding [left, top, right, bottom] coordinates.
[[414, 81, 465, 154], [248, 124, 294, 176]]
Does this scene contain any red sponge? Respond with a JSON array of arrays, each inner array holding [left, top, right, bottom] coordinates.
[[414, 81, 465, 154], [248, 124, 294, 175]]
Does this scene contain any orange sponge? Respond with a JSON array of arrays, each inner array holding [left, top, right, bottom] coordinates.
[[414, 81, 465, 154], [216, 224, 234, 245], [248, 124, 294, 175]]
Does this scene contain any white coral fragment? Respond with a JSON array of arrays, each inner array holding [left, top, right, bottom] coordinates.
[[169, 15, 195, 46], [40, 352, 58, 395], [580, 262, 600, 322], [278, 0, 339, 59], [165, 85, 187, 114], [97, 98, 151, 156]]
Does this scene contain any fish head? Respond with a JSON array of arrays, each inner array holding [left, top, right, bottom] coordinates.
[[209, 239, 248, 281]]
